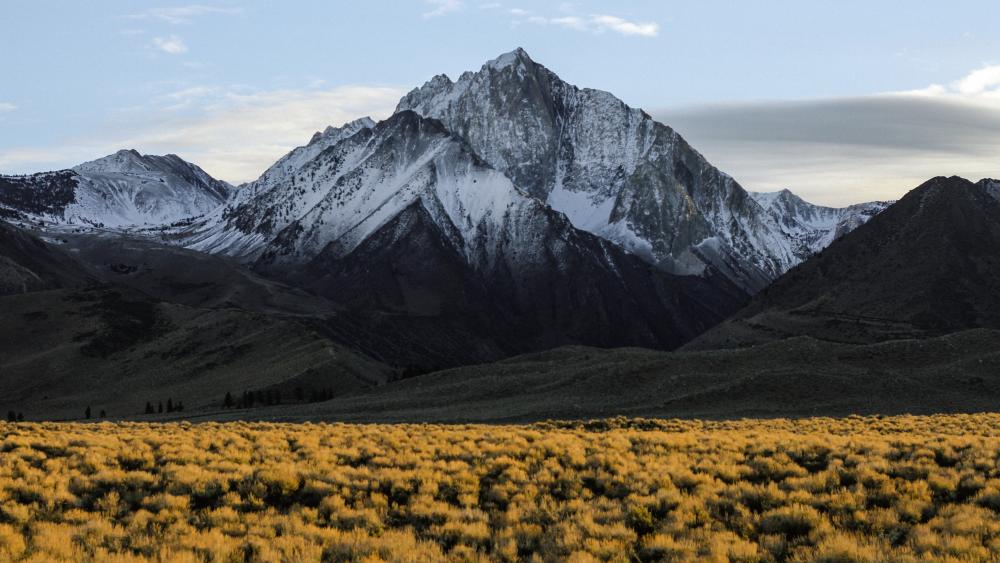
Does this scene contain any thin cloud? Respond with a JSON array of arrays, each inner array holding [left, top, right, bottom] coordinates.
[[0, 102, 16, 113], [126, 4, 242, 24], [152, 35, 188, 55], [0, 85, 408, 184], [508, 9, 659, 37], [655, 95, 1000, 206], [647, 63, 1000, 206], [423, 0, 463, 18]]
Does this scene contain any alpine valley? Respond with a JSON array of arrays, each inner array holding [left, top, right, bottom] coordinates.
[[4, 48, 998, 422]]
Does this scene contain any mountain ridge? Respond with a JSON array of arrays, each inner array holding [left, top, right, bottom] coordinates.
[[688, 175, 1000, 349]]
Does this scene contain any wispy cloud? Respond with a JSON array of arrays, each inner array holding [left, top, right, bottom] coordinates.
[[0, 102, 16, 113], [152, 35, 188, 55], [508, 8, 659, 37], [0, 85, 408, 183], [589, 15, 659, 37], [423, 0, 463, 18], [126, 4, 242, 24]]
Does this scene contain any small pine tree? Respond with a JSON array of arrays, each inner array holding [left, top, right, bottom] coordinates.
[[166, 398, 173, 413], [85, 406, 91, 419], [224, 392, 233, 408], [176, 401, 184, 412], [158, 401, 163, 414], [6, 411, 15, 422], [99, 409, 106, 418], [145, 402, 155, 414], [16, 413, 23, 422]]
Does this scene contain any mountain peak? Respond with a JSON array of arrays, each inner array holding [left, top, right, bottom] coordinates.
[[484, 47, 534, 70], [308, 117, 377, 145], [75, 149, 151, 174]]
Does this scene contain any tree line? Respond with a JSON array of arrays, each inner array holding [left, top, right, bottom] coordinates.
[[222, 387, 336, 410], [144, 399, 184, 415]]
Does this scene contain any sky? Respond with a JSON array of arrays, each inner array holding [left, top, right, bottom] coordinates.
[[1, 1, 999, 206]]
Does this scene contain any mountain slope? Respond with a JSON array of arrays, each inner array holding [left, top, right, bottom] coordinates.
[[0, 222, 91, 295], [395, 48, 853, 292], [194, 110, 747, 352], [0, 286, 391, 421], [0, 150, 231, 228], [689, 176, 1000, 349], [0, 227, 394, 421], [202, 329, 1000, 423]]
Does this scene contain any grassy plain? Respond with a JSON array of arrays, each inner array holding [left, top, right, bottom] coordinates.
[[2, 415, 1000, 561]]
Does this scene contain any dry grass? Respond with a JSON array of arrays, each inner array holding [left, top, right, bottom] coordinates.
[[2, 414, 1000, 561]]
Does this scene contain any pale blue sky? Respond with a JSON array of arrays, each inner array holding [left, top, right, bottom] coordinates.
[[2, 1, 999, 204]]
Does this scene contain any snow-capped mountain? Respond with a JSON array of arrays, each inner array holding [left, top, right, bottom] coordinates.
[[0, 150, 231, 228], [749, 189, 891, 257], [176, 118, 379, 259], [395, 48, 880, 292], [190, 110, 746, 349]]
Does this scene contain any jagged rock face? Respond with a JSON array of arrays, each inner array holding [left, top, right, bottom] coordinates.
[[750, 189, 891, 258], [395, 48, 875, 293], [0, 150, 232, 228]]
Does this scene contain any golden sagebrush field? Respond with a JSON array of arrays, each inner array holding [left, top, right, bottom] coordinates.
[[1, 415, 1000, 562]]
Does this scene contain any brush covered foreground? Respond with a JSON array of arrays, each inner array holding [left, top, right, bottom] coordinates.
[[2, 415, 1000, 561]]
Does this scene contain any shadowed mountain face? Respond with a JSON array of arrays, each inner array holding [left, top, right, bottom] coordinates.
[[0, 222, 91, 295], [298, 199, 747, 353], [689, 177, 1000, 349]]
